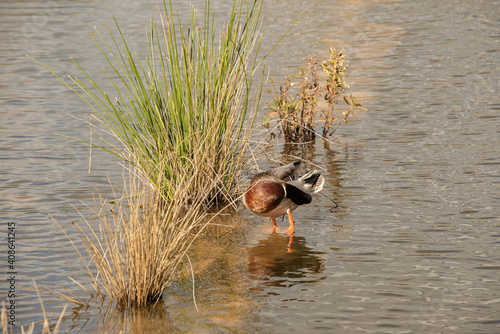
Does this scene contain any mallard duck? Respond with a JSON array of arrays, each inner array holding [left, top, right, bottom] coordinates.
[[243, 161, 324, 234]]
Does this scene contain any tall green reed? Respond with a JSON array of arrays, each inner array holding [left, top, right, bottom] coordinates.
[[32, 0, 265, 204]]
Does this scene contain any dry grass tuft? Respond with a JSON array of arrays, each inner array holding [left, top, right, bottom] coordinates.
[[57, 159, 229, 308]]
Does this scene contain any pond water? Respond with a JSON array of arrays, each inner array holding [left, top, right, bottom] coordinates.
[[1, 0, 499, 333]]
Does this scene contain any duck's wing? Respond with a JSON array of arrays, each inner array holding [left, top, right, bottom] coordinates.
[[285, 183, 312, 205], [269, 161, 302, 181]]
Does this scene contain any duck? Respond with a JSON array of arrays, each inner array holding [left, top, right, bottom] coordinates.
[[243, 161, 324, 234]]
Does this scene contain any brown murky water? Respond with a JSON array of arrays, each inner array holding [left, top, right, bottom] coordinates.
[[1, 0, 499, 333]]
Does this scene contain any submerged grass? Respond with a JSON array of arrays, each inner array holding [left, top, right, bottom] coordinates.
[[31, 0, 266, 204], [1, 281, 67, 334]]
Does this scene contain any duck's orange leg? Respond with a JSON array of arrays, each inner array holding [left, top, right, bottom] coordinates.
[[263, 218, 279, 233], [283, 209, 295, 235]]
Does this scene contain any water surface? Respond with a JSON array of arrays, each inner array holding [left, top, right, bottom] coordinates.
[[1, 0, 499, 333]]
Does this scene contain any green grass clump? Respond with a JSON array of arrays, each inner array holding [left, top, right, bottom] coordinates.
[[33, 0, 265, 204]]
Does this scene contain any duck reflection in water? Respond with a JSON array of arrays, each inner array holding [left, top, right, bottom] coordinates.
[[246, 233, 325, 287]]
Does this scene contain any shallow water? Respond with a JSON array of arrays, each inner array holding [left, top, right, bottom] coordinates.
[[1, 0, 500, 333]]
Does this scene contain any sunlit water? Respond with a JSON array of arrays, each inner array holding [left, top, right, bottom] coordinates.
[[1, 0, 499, 333]]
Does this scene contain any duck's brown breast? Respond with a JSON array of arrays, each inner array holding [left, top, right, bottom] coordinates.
[[244, 180, 285, 215]]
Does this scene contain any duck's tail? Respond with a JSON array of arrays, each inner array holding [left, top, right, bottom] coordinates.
[[298, 170, 325, 194]]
